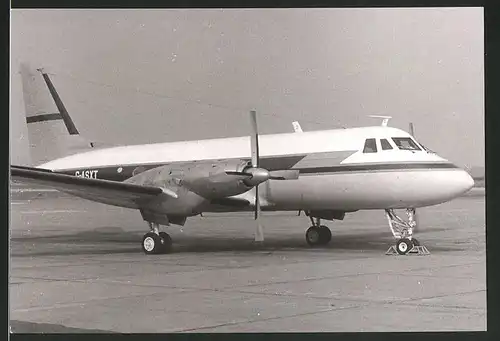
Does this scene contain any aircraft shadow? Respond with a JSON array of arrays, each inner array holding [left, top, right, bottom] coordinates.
[[10, 225, 467, 257], [10, 320, 117, 334]]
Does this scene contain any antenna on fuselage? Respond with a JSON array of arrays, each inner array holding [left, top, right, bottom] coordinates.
[[292, 121, 303, 133], [368, 115, 392, 127], [409, 122, 415, 136]]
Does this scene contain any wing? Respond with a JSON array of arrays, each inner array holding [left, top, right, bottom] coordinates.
[[10, 165, 178, 209]]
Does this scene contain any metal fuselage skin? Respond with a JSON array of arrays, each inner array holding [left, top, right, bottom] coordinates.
[[39, 126, 474, 213]]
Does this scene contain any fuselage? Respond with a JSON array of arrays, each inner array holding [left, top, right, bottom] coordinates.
[[39, 126, 474, 212]]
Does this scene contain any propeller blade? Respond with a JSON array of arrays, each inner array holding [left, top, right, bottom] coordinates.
[[249, 110, 264, 243], [409, 122, 415, 136], [254, 185, 259, 220], [250, 110, 259, 168], [254, 185, 264, 242]]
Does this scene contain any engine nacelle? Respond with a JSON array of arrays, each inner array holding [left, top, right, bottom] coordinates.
[[126, 159, 254, 200], [181, 160, 255, 199]]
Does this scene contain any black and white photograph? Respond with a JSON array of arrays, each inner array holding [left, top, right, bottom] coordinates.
[[9, 7, 485, 333]]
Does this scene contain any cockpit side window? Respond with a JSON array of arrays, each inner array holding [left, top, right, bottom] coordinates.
[[363, 138, 377, 153], [380, 138, 393, 150], [391, 137, 422, 151], [419, 143, 435, 154]]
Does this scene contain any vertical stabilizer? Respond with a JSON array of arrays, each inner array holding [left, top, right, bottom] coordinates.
[[19, 63, 96, 166]]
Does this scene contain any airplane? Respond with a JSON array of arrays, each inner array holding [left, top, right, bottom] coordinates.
[[10, 66, 475, 256]]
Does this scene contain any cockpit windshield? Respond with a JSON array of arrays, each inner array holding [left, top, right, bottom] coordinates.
[[391, 137, 421, 151]]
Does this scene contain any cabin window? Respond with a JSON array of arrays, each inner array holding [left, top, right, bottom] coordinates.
[[363, 138, 377, 153], [380, 138, 393, 150], [391, 137, 422, 151]]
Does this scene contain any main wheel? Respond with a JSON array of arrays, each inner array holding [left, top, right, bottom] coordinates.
[[159, 232, 173, 254], [142, 232, 163, 255], [306, 226, 322, 246], [319, 225, 332, 244], [396, 238, 414, 255]]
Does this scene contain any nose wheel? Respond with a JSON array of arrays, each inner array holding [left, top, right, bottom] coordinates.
[[395, 238, 413, 255], [305, 216, 332, 246], [385, 209, 429, 256], [142, 223, 173, 255]]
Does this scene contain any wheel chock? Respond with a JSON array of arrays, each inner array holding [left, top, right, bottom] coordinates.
[[409, 245, 430, 255], [385, 245, 398, 255], [385, 245, 430, 256]]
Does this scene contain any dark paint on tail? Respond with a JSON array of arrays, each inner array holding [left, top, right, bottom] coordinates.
[[36, 69, 79, 135]]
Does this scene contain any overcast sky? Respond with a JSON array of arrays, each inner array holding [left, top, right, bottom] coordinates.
[[10, 8, 484, 168]]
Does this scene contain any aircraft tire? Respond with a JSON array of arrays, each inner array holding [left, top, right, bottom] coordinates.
[[306, 226, 322, 246], [142, 232, 163, 255], [396, 238, 413, 255], [159, 232, 173, 254], [319, 225, 332, 244]]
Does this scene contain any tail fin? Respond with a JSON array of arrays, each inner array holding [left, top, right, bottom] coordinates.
[[19, 63, 97, 166]]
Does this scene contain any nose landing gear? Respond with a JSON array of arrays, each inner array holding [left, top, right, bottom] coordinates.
[[305, 216, 332, 246], [385, 208, 429, 256]]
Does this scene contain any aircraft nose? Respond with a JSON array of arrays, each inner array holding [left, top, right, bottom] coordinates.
[[455, 169, 475, 196]]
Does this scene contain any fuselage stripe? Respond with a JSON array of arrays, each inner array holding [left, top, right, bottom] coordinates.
[[297, 163, 459, 174]]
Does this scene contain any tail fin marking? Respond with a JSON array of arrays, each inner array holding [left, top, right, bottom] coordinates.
[[37, 69, 79, 135]]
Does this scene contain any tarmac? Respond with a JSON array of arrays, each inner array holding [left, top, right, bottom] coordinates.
[[9, 189, 486, 333]]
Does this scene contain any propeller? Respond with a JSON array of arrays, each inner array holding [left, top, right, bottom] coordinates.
[[224, 110, 299, 242], [250, 110, 265, 242], [248, 110, 300, 242]]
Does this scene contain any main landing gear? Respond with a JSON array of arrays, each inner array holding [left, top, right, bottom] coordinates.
[[142, 222, 173, 255], [305, 216, 332, 246], [384, 208, 429, 256]]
